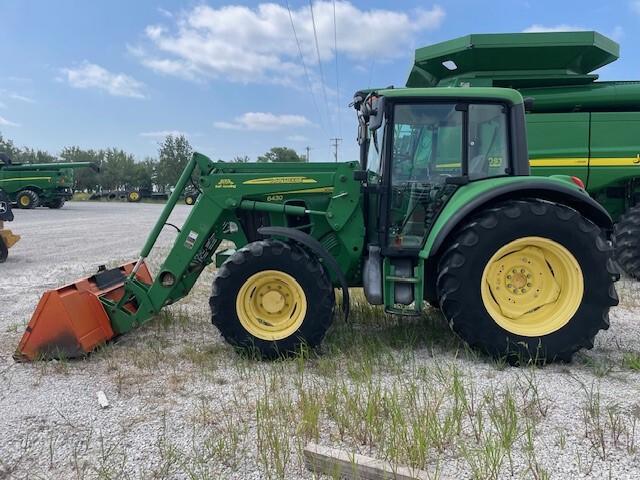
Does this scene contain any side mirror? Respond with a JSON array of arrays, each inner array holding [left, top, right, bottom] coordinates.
[[368, 96, 386, 131]]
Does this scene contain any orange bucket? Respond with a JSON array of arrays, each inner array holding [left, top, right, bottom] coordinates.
[[15, 260, 152, 361]]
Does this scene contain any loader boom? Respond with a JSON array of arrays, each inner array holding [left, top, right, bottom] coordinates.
[[16, 153, 365, 359]]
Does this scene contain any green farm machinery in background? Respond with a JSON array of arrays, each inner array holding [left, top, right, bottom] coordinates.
[[0, 153, 97, 209], [16, 86, 619, 365], [407, 31, 640, 277]]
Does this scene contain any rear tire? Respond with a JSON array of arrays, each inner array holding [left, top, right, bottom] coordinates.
[[210, 240, 335, 358], [0, 237, 7, 263], [437, 200, 619, 364], [47, 198, 65, 209], [16, 190, 39, 209], [613, 204, 640, 279]]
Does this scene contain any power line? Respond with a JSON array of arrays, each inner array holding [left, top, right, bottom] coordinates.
[[285, 0, 328, 137], [332, 0, 342, 139], [308, 0, 334, 135]]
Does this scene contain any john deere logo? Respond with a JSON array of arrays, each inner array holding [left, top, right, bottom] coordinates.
[[215, 178, 236, 189], [243, 177, 317, 185], [0, 202, 6, 214]]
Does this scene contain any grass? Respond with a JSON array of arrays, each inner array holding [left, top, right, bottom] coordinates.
[[5, 287, 640, 479], [622, 352, 640, 371]]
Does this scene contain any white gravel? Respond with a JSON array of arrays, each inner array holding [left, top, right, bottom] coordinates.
[[1, 201, 640, 479]]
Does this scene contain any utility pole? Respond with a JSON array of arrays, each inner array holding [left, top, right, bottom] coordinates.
[[330, 138, 342, 163], [305, 146, 311, 162]]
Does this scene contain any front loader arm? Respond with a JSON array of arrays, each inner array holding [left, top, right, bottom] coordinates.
[[15, 153, 363, 360], [104, 154, 362, 336]]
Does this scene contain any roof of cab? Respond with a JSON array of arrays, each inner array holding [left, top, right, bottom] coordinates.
[[375, 86, 524, 105]]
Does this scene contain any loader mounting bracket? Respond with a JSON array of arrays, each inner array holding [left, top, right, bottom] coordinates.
[[258, 226, 350, 321]]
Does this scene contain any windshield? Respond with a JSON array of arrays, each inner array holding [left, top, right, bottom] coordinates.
[[386, 102, 510, 250]]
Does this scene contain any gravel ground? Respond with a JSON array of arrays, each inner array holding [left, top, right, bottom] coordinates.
[[1, 201, 640, 479]]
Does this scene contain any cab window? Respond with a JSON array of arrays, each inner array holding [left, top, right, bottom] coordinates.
[[468, 104, 509, 180]]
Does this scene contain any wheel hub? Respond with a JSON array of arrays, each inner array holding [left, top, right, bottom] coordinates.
[[261, 290, 286, 314], [481, 237, 584, 337], [236, 270, 307, 341]]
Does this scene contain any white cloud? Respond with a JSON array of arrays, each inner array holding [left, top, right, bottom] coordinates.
[[60, 62, 145, 98], [9, 93, 35, 103], [134, 2, 445, 85], [632, 1, 640, 15], [0, 115, 19, 127], [139, 130, 189, 138], [214, 112, 312, 131], [287, 135, 308, 142], [523, 24, 584, 33]]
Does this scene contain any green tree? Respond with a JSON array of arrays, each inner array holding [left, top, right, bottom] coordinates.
[[131, 158, 156, 191], [156, 135, 193, 190], [0, 133, 56, 163], [257, 147, 305, 163], [59, 146, 104, 191], [232, 155, 251, 163], [0, 133, 21, 161]]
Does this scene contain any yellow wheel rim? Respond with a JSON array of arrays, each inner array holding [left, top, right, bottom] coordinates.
[[186, 196, 194, 205], [481, 236, 584, 337], [236, 270, 307, 341], [130, 192, 140, 201], [19, 195, 30, 207]]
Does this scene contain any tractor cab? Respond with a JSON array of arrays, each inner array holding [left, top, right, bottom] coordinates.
[[356, 88, 529, 253]]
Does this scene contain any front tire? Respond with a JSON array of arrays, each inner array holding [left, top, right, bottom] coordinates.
[[437, 200, 619, 363], [210, 240, 335, 358], [16, 190, 39, 209], [613, 204, 640, 279]]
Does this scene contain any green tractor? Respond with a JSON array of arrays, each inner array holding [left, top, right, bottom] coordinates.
[[407, 31, 640, 278], [0, 153, 97, 209], [16, 86, 619, 365]]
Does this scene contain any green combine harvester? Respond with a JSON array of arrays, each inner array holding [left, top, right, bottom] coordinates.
[[407, 31, 640, 277], [0, 153, 96, 209], [16, 86, 619, 365]]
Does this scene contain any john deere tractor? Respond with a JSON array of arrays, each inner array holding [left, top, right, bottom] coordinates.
[[407, 31, 640, 278], [0, 153, 97, 209], [16, 86, 619, 365]]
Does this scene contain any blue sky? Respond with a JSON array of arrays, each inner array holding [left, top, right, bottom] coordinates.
[[0, 0, 639, 163]]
